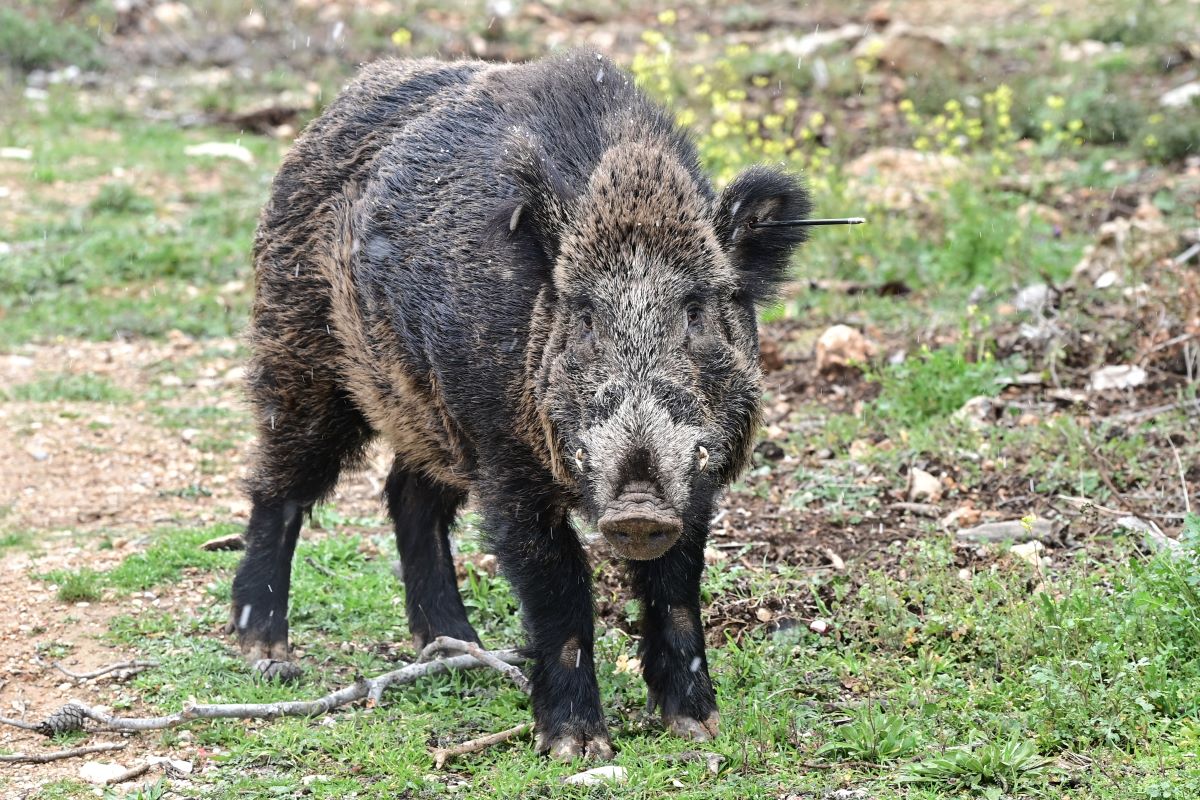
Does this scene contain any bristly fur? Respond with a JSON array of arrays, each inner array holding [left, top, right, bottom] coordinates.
[[230, 50, 811, 758]]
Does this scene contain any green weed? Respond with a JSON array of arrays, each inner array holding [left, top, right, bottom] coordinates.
[[816, 706, 922, 763], [3, 373, 130, 403], [900, 738, 1052, 792], [867, 344, 1005, 430], [49, 568, 103, 603], [0, 7, 101, 72], [88, 182, 155, 216]]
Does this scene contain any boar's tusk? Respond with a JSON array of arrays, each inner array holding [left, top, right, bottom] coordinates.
[[508, 204, 524, 233], [575, 448, 585, 470], [697, 446, 709, 471]]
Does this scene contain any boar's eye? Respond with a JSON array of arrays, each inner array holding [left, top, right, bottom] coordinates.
[[685, 303, 703, 333], [578, 310, 594, 341]]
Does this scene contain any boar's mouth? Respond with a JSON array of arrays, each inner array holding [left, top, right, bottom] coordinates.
[[597, 481, 683, 560]]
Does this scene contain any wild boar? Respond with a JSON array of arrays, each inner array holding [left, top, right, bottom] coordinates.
[[231, 50, 810, 759]]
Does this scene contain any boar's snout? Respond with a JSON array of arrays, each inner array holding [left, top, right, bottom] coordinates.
[[598, 481, 683, 560]]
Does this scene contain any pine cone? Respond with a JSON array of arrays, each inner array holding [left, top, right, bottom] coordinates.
[[34, 703, 89, 736]]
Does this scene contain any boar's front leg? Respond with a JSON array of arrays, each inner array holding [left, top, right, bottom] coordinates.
[[385, 464, 480, 651], [488, 507, 612, 760], [627, 527, 719, 742]]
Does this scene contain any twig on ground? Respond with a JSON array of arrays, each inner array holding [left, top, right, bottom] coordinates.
[[0, 742, 126, 764], [1167, 437, 1192, 514], [664, 750, 726, 774], [1, 647, 526, 737], [1082, 436, 1129, 511], [52, 660, 159, 681], [104, 761, 153, 785], [419, 637, 531, 695], [1110, 400, 1199, 424], [303, 556, 336, 578], [432, 722, 532, 769], [888, 502, 941, 518], [0, 716, 40, 731], [1173, 242, 1200, 266]]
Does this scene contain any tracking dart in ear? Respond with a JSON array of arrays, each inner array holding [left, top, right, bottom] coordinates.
[[747, 216, 867, 229]]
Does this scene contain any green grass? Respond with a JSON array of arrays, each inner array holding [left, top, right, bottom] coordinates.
[[20, 515, 1200, 798], [0, 6, 102, 72], [866, 342, 1006, 431], [46, 567, 104, 602], [3, 372, 130, 403], [0, 88, 276, 346], [0, 530, 35, 551]]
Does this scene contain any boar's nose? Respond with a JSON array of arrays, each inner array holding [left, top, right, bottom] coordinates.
[[598, 481, 683, 561]]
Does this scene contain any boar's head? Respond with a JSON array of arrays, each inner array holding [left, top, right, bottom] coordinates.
[[506, 135, 810, 560]]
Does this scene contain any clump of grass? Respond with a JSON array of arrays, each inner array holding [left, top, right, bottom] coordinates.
[[1140, 108, 1199, 164], [866, 340, 1005, 429], [50, 568, 104, 603], [106, 525, 243, 592], [4, 372, 131, 403], [900, 738, 1052, 792], [0, 530, 34, 551], [0, 7, 101, 72], [89, 182, 155, 216], [816, 706, 921, 763]]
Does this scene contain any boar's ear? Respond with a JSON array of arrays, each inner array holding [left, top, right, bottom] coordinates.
[[491, 133, 576, 286], [713, 166, 812, 305]]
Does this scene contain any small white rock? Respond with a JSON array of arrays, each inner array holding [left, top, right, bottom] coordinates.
[[564, 765, 628, 786], [808, 618, 829, 634], [1160, 81, 1200, 108], [1014, 283, 1050, 312], [79, 761, 129, 785], [907, 467, 942, 503], [185, 142, 255, 165], [815, 324, 876, 372], [1011, 540, 1046, 566], [147, 755, 193, 774], [1089, 364, 1147, 391]]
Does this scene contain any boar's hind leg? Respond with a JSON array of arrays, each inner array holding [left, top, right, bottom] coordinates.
[[490, 509, 613, 761], [628, 529, 719, 742], [232, 389, 372, 682], [385, 464, 479, 651]]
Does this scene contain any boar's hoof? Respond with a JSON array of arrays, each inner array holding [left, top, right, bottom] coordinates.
[[411, 624, 482, 655], [664, 711, 720, 742], [252, 658, 304, 682], [536, 730, 615, 761], [241, 639, 300, 681]]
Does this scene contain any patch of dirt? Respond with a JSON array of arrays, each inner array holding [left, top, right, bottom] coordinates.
[[0, 336, 389, 536], [0, 540, 219, 791]]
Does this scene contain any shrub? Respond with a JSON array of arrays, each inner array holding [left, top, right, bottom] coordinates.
[[0, 7, 101, 72]]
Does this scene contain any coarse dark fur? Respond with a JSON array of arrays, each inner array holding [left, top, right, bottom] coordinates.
[[231, 51, 811, 758]]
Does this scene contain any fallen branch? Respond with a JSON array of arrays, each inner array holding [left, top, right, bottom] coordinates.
[[303, 556, 336, 578], [1168, 437, 1193, 515], [419, 637, 531, 696], [52, 660, 159, 681], [104, 761, 153, 785], [433, 722, 532, 768], [0, 716, 39, 731], [0, 742, 126, 764], [2, 645, 526, 737]]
